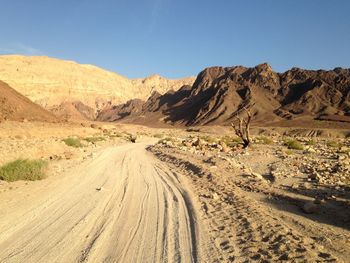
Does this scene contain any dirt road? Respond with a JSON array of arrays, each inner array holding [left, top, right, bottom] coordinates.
[[0, 142, 217, 263]]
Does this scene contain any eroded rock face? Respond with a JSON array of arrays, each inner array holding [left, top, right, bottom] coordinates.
[[0, 55, 195, 120], [98, 63, 350, 126]]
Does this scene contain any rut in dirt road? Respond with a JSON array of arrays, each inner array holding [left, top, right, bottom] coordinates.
[[0, 142, 217, 263]]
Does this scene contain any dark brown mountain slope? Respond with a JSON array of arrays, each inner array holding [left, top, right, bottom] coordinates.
[[97, 64, 350, 126], [0, 80, 58, 122], [48, 101, 95, 121], [97, 99, 144, 122]]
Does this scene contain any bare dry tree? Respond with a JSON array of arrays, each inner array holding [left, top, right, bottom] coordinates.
[[231, 105, 254, 148]]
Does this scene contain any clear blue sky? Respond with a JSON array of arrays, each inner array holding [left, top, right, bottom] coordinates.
[[0, 0, 349, 78]]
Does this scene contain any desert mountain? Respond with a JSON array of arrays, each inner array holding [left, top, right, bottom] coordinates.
[[0, 55, 194, 120], [0, 80, 58, 122], [97, 63, 350, 126]]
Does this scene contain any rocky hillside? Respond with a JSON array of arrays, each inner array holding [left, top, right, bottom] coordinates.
[[0, 55, 194, 120], [97, 63, 350, 126], [0, 80, 58, 122]]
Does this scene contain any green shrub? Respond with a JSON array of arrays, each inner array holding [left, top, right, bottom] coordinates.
[[221, 136, 243, 147], [62, 138, 83, 148], [284, 139, 304, 150], [306, 139, 316, 145], [327, 141, 340, 148], [200, 135, 217, 144], [108, 132, 123, 138], [256, 136, 273, 145], [153, 134, 164, 139], [285, 149, 294, 155], [84, 136, 105, 143], [0, 159, 48, 182]]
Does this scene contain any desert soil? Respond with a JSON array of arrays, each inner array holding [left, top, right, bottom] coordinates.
[[150, 133, 350, 263], [0, 121, 349, 263]]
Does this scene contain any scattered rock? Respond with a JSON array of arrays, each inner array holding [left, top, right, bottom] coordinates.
[[212, 192, 220, 201], [251, 172, 263, 180], [14, 134, 27, 140], [306, 147, 316, 153], [302, 201, 320, 214], [63, 151, 74, 160], [219, 141, 230, 152], [278, 253, 289, 261]]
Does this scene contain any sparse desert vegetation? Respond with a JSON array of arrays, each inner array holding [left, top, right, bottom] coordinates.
[[0, 159, 48, 182], [62, 137, 84, 148], [221, 135, 243, 147], [255, 136, 273, 145], [153, 133, 164, 139], [284, 138, 304, 150], [84, 136, 106, 143], [306, 139, 316, 145], [327, 140, 341, 148]]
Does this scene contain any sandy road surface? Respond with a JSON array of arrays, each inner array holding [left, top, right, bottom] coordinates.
[[0, 142, 217, 263]]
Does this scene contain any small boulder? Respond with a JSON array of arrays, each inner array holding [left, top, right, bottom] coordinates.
[[219, 141, 230, 152], [63, 151, 74, 160], [165, 140, 174, 147], [302, 201, 320, 214], [308, 172, 320, 181], [251, 172, 263, 180], [306, 147, 316, 154], [192, 138, 203, 147], [212, 192, 220, 201]]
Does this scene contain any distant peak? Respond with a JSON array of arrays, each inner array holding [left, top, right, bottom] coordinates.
[[146, 74, 162, 80], [255, 63, 273, 72]]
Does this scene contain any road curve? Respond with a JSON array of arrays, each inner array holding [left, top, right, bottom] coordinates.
[[0, 142, 216, 263]]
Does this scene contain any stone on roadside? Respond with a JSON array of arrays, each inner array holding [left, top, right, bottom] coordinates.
[[63, 151, 74, 160], [219, 141, 230, 152], [212, 192, 220, 201], [306, 147, 316, 154], [308, 172, 320, 181], [192, 138, 202, 147], [302, 201, 320, 214], [251, 172, 263, 180]]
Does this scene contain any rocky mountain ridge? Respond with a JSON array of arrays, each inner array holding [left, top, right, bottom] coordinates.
[[97, 63, 350, 126]]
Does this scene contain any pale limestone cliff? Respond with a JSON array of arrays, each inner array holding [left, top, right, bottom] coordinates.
[[0, 55, 195, 115]]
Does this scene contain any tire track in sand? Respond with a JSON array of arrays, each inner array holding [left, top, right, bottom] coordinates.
[[0, 142, 217, 263]]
